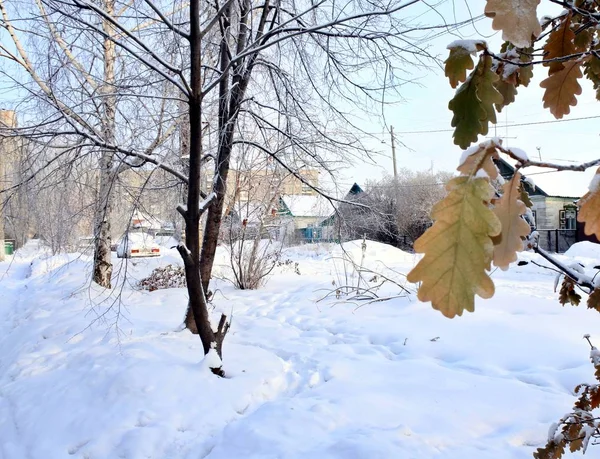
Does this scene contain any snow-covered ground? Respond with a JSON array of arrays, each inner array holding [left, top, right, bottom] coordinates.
[[1, 239, 600, 458]]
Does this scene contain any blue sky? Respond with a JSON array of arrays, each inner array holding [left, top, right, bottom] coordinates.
[[335, 0, 599, 198], [2, 0, 597, 198]]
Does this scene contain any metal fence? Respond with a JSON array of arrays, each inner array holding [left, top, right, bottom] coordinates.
[[537, 229, 577, 253]]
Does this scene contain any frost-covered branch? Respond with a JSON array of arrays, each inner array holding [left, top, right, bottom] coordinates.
[[176, 192, 216, 218], [535, 246, 595, 292]]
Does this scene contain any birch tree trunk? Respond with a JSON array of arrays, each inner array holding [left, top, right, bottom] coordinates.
[[92, 0, 117, 288]]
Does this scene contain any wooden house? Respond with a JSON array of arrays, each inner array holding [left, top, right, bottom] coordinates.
[[494, 158, 595, 252]]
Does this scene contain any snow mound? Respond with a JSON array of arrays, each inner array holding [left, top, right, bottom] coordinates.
[[30, 253, 90, 278], [282, 242, 335, 260], [5, 240, 600, 457], [564, 241, 600, 260], [330, 239, 416, 266], [14, 239, 50, 260]]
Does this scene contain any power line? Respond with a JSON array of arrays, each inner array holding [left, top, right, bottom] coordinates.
[[388, 115, 600, 135]]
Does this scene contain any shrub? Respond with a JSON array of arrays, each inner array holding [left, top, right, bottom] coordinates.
[[138, 264, 186, 291]]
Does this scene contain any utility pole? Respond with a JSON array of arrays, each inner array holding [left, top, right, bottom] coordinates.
[[390, 125, 398, 180]]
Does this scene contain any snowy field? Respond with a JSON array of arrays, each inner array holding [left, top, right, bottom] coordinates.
[[2, 240, 600, 458]]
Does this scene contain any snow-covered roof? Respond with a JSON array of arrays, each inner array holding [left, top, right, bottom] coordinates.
[[280, 195, 333, 217], [232, 201, 278, 223], [523, 168, 593, 198], [496, 158, 590, 198]]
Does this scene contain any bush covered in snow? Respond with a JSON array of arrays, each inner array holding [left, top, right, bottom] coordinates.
[[138, 264, 186, 291]]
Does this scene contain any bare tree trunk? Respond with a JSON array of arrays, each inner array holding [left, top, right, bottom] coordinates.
[[177, 0, 228, 373], [92, 0, 116, 288], [178, 98, 199, 334], [199, 0, 252, 294]]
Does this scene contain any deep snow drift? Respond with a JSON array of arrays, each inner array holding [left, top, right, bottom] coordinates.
[[2, 240, 600, 458]]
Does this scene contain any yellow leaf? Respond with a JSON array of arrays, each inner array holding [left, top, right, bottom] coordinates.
[[577, 168, 600, 238], [445, 46, 475, 89], [407, 177, 501, 318], [456, 144, 499, 179], [449, 66, 487, 149], [569, 437, 584, 453], [485, 0, 541, 48], [540, 59, 584, 119], [534, 441, 566, 459], [448, 55, 502, 148], [543, 14, 576, 75], [584, 54, 600, 101], [492, 172, 531, 270], [574, 28, 593, 52]]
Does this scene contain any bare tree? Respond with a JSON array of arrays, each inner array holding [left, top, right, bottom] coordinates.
[[1, 0, 459, 372], [336, 170, 452, 248], [223, 150, 290, 290], [383, 169, 453, 243], [0, 0, 181, 285]]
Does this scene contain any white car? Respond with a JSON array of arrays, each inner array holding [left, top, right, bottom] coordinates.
[[153, 230, 178, 248], [116, 232, 161, 258]]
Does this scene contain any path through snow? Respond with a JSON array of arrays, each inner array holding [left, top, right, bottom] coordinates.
[[1, 241, 600, 458]]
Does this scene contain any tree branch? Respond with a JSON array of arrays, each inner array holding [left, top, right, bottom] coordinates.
[[143, 0, 190, 39], [535, 246, 595, 292]]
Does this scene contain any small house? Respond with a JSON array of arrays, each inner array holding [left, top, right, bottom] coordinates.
[[494, 158, 593, 252], [495, 158, 580, 229], [278, 194, 334, 243]]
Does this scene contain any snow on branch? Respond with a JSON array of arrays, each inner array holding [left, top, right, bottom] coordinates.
[[199, 192, 217, 213], [176, 192, 217, 218], [535, 246, 595, 292], [447, 39, 487, 53]]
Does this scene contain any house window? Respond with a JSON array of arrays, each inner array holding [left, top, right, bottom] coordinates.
[[301, 182, 312, 195], [531, 210, 537, 227], [559, 207, 577, 230]]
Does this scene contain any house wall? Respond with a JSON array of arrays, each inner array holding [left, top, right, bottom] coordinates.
[[530, 195, 548, 229], [212, 168, 320, 207], [531, 195, 580, 253], [531, 196, 578, 229], [293, 216, 323, 230], [0, 110, 20, 255]]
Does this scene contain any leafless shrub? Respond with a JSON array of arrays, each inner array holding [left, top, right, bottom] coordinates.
[[336, 170, 453, 249], [227, 235, 282, 290], [276, 258, 301, 275], [317, 238, 410, 306], [138, 264, 186, 292]]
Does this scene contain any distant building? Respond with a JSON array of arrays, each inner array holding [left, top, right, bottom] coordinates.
[[0, 110, 19, 258], [278, 194, 334, 242], [217, 167, 320, 209], [494, 158, 592, 252]]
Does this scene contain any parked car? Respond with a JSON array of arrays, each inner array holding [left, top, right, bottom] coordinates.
[[116, 232, 161, 258], [153, 229, 178, 248]]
